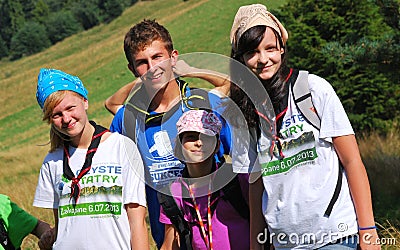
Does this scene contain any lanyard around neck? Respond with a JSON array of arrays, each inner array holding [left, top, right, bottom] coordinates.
[[188, 179, 213, 250], [63, 121, 108, 205]]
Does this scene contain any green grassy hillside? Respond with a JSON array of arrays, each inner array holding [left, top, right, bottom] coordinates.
[[0, 0, 285, 248]]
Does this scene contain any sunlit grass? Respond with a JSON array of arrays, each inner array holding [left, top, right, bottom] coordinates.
[[359, 125, 400, 249]]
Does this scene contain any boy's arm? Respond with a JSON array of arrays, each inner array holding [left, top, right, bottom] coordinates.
[[160, 224, 180, 250], [104, 79, 140, 115], [104, 60, 230, 115], [333, 135, 380, 250], [126, 203, 149, 249], [173, 60, 231, 96]]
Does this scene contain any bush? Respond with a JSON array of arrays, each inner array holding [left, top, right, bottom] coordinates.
[[71, 2, 102, 30], [45, 11, 83, 43], [101, 0, 124, 23], [9, 22, 51, 60]]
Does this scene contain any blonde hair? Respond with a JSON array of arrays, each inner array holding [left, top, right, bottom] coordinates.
[[42, 91, 84, 152]]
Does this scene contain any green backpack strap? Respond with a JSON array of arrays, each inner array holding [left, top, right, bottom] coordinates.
[[291, 70, 321, 130]]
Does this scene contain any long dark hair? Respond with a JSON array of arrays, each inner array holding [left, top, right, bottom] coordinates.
[[229, 25, 290, 129]]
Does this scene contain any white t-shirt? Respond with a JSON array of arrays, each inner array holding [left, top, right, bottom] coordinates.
[[234, 73, 358, 249], [33, 133, 146, 250]]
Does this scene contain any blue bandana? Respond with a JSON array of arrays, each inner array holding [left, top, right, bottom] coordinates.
[[36, 68, 88, 109]]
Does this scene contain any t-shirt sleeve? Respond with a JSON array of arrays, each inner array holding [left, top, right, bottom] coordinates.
[[8, 201, 38, 248], [121, 135, 147, 207], [231, 127, 261, 173], [308, 74, 354, 141], [33, 154, 60, 209], [110, 106, 125, 133]]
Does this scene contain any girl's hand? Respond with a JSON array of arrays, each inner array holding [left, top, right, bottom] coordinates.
[[359, 229, 381, 250]]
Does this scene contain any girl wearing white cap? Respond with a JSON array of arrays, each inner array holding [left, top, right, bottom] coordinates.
[[229, 4, 379, 250], [33, 68, 149, 249]]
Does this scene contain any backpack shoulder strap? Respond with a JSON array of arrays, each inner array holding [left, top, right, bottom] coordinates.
[[221, 165, 250, 220], [122, 85, 213, 142], [291, 70, 321, 130], [157, 192, 193, 250], [0, 219, 16, 250], [123, 103, 141, 142], [291, 71, 344, 217], [186, 87, 212, 110]]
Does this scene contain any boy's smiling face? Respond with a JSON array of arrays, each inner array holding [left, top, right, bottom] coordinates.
[[131, 40, 178, 93]]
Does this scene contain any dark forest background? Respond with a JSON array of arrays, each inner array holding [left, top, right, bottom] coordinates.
[[0, 0, 137, 59]]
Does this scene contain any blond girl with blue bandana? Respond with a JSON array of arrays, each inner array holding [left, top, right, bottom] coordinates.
[[33, 68, 149, 250]]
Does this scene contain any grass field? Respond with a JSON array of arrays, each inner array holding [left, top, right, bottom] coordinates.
[[0, 0, 398, 249]]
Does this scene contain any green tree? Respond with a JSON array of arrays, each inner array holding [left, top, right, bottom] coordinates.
[[8, 1, 25, 34], [9, 21, 51, 60], [0, 0, 25, 49], [32, 0, 50, 24], [70, 0, 102, 30], [44, 0, 65, 12], [376, 0, 400, 30], [45, 10, 82, 43], [100, 0, 123, 23], [0, 36, 8, 59], [275, 0, 400, 133], [22, 0, 37, 21]]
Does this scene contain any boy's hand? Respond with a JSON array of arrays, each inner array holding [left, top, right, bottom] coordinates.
[[173, 60, 196, 77]]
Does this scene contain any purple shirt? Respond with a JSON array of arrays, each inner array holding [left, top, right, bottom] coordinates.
[[160, 174, 250, 250]]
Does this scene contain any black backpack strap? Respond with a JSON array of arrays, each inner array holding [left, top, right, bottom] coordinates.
[[157, 192, 193, 250], [185, 87, 212, 110], [221, 173, 250, 220], [122, 85, 212, 142], [124, 102, 145, 142], [324, 163, 344, 217], [290, 69, 343, 217], [0, 219, 16, 250]]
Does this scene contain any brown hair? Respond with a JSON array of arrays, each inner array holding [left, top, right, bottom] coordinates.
[[124, 19, 174, 67]]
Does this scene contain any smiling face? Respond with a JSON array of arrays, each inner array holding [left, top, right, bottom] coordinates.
[[180, 131, 218, 164], [50, 91, 89, 145], [242, 27, 284, 81], [130, 40, 178, 93]]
